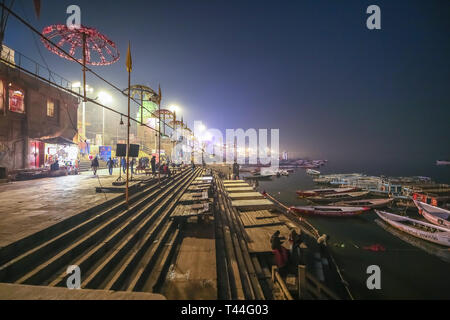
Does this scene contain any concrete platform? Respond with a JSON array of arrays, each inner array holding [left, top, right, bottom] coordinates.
[[223, 180, 245, 184], [225, 187, 254, 193], [239, 210, 283, 228], [161, 222, 217, 299], [0, 283, 165, 300], [195, 177, 213, 181], [0, 168, 151, 247], [223, 183, 249, 188], [245, 224, 292, 253], [231, 199, 275, 211], [228, 192, 265, 200]]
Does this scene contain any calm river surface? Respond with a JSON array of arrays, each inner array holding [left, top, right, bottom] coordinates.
[[249, 166, 450, 299]]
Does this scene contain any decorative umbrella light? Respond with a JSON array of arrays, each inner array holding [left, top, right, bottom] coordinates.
[[123, 84, 159, 124], [41, 24, 120, 106], [41, 24, 119, 66]]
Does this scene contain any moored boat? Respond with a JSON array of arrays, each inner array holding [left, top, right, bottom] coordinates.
[[413, 200, 450, 229], [289, 205, 370, 217], [296, 187, 359, 197], [332, 198, 393, 208], [375, 210, 450, 247], [436, 160, 450, 166], [307, 191, 370, 203], [306, 169, 320, 175], [245, 172, 273, 180]]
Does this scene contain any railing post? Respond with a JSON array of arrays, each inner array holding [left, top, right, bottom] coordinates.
[[271, 265, 277, 283], [298, 264, 306, 300]]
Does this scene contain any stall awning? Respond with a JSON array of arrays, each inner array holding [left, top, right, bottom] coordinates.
[[38, 136, 76, 145]]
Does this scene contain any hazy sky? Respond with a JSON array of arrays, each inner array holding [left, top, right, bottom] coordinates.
[[5, 0, 450, 166]]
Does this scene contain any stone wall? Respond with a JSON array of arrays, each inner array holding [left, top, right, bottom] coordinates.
[[0, 61, 78, 171]]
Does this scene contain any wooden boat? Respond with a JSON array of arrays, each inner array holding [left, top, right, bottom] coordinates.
[[296, 187, 359, 197], [375, 219, 450, 264], [332, 198, 393, 208], [307, 191, 370, 203], [289, 205, 370, 217], [375, 210, 450, 247], [436, 160, 450, 166], [245, 172, 272, 180], [306, 169, 320, 175], [413, 200, 450, 229]]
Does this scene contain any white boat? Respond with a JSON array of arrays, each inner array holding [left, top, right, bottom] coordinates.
[[375, 219, 450, 264], [306, 169, 320, 175], [436, 160, 450, 166], [375, 210, 450, 247], [413, 201, 450, 229]]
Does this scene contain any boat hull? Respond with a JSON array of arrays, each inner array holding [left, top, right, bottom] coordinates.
[[308, 191, 369, 203], [290, 206, 370, 217], [414, 201, 450, 229], [296, 187, 359, 197], [375, 210, 450, 247], [332, 198, 393, 208]]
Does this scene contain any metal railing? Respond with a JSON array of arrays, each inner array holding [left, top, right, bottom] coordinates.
[[1, 46, 72, 91]]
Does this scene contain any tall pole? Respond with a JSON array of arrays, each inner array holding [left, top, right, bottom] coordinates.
[[82, 33, 87, 103], [102, 107, 105, 146], [126, 69, 131, 204], [125, 42, 132, 205], [140, 90, 143, 125], [158, 91, 161, 184]]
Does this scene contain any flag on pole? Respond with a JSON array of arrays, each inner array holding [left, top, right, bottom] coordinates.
[[157, 84, 162, 105], [33, 0, 41, 19], [126, 42, 132, 73]]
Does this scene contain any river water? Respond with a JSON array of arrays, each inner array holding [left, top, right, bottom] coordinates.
[[249, 167, 450, 299]]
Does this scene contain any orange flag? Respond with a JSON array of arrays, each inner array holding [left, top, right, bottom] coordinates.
[[158, 84, 162, 105], [126, 42, 132, 73], [33, 0, 41, 19]]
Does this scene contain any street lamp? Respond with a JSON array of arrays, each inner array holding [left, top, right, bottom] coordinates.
[[98, 91, 113, 146], [72, 81, 94, 140], [169, 105, 180, 114]]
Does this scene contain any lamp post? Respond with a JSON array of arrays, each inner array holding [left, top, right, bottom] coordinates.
[[98, 91, 113, 146], [73, 81, 94, 141]]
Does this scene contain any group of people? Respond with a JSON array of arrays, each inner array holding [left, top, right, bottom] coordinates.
[[93, 155, 179, 180], [270, 229, 307, 277]]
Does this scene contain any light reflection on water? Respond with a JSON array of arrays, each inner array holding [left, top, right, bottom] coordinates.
[[249, 169, 450, 299]]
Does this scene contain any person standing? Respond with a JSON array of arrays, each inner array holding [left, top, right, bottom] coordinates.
[[121, 157, 126, 174], [131, 158, 135, 174], [107, 157, 114, 175], [150, 156, 156, 178], [91, 156, 99, 176], [232, 160, 240, 180]]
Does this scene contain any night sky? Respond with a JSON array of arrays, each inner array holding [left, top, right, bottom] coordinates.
[[4, 0, 450, 172]]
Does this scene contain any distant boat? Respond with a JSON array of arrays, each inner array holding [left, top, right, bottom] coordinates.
[[375, 210, 450, 247], [290, 205, 370, 217], [246, 172, 272, 180], [332, 198, 393, 208], [307, 191, 370, 203], [436, 160, 450, 166], [414, 200, 450, 229], [306, 169, 320, 175], [296, 187, 359, 197]]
